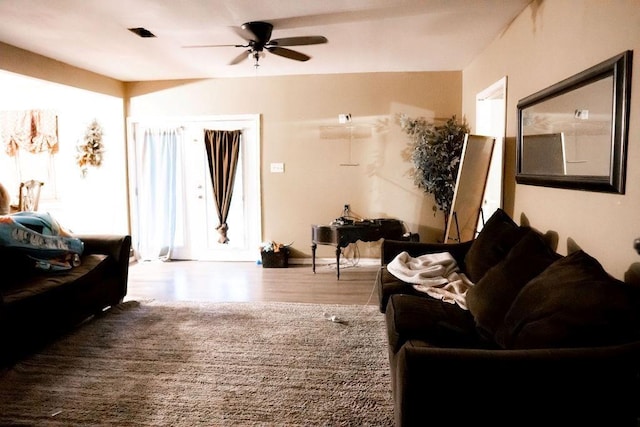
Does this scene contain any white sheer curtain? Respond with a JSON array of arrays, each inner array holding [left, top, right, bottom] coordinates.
[[133, 127, 184, 261]]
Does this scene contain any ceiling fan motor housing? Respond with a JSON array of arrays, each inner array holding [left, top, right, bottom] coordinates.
[[242, 21, 274, 50]]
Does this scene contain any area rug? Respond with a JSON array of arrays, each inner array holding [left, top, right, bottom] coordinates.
[[0, 300, 393, 426]]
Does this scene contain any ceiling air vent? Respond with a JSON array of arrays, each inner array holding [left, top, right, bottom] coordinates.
[[128, 27, 156, 38]]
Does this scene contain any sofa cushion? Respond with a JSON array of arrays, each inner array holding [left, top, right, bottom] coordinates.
[[463, 208, 528, 283], [0, 246, 39, 288], [466, 229, 561, 341], [496, 250, 640, 349], [385, 294, 491, 353], [2, 254, 109, 304], [377, 266, 430, 312]]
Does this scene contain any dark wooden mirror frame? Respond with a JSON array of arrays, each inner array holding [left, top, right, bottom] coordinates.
[[516, 50, 633, 193]]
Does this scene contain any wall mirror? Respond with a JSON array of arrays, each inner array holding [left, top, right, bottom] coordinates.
[[516, 50, 632, 193]]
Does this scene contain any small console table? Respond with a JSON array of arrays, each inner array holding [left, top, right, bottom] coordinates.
[[311, 219, 406, 279]]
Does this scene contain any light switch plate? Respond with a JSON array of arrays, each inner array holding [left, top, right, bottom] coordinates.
[[270, 162, 284, 173]]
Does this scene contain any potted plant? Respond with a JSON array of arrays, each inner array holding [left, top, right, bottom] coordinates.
[[399, 114, 469, 223]]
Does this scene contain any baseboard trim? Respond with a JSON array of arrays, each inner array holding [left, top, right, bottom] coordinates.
[[288, 257, 380, 267]]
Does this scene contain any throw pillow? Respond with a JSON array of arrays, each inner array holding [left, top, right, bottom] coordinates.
[[463, 208, 529, 283], [466, 229, 561, 341], [496, 250, 640, 349]]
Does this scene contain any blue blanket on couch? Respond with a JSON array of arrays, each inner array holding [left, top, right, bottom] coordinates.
[[0, 212, 83, 271]]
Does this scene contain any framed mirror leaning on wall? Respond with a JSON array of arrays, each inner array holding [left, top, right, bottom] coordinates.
[[516, 50, 633, 193]]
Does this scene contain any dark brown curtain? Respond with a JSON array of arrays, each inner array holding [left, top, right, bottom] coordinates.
[[204, 129, 241, 244]]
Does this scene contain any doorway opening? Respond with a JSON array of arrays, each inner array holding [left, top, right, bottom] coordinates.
[[475, 77, 507, 231], [127, 114, 261, 261]]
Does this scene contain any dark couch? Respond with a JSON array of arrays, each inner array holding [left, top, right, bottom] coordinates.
[[1, 234, 131, 364], [378, 209, 640, 426]]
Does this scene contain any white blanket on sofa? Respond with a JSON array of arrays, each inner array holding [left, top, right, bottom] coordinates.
[[386, 251, 474, 310]]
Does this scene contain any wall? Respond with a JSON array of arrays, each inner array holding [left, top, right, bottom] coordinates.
[[0, 42, 123, 97], [126, 72, 462, 260], [0, 44, 128, 235], [0, 46, 462, 260], [462, 0, 640, 279]]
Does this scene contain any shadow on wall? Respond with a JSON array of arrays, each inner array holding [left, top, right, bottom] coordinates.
[[625, 264, 640, 287], [626, 238, 640, 286], [519, 212, 559, 252], [558, 233, 640, 287]]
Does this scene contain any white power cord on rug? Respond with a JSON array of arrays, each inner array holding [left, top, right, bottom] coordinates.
[[321, 266, 382, 326], [363, 266, 381, 306], [323, 311, 347, 324]]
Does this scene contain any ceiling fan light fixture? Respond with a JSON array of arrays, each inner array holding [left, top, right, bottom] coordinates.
[[251, 51, 266, 68]]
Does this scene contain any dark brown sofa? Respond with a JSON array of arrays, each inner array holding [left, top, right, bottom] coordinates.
[[378, 209, 640, 426], [0, 234, 131, 364]]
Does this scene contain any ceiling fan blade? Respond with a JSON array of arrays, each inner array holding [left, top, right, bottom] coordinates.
[[229, 50, 251, 65], [182, 44, 246, 49], [268, 36, 328, 47], [267, 46, 311, 62]]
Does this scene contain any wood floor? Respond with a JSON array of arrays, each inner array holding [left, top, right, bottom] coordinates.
[[124, 259, 381, 306]]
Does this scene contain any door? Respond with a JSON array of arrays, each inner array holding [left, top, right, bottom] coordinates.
[[128, 115, 261, 262]]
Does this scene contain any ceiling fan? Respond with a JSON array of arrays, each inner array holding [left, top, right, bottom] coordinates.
[[183, 21, 328, 68]]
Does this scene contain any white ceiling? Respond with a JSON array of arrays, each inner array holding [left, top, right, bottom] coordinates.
[[0, 0, 531, 82]]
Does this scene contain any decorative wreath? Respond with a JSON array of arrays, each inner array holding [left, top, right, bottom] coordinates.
[[76, 119, 104, 176]]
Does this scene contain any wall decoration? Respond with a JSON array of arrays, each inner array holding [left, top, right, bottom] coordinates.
[[516, 50, 632, 193], [76, 119, 105, 177]]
